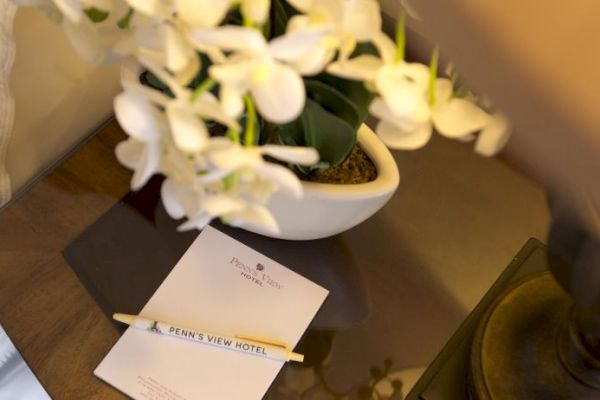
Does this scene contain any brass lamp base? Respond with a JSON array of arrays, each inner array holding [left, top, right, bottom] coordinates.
[[469, 272, 600, 399]]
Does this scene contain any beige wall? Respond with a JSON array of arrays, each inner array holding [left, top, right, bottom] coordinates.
[[7, 8, 120, 195]]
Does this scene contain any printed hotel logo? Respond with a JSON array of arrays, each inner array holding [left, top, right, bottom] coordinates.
[[229, 257, 282, 289]]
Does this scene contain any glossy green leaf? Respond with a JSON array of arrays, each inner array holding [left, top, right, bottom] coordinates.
[[277, 114, 304, 147], [272, 0, 289, 38], [301, 99, 356, 166], [305, 79, 360, 130]]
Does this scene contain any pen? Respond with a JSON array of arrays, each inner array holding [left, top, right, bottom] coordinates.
[[113, 313, 304, 363]]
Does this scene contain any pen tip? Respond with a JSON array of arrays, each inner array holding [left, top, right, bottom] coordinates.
[[289, 352, 304, 363], [113, 313, 135, 325]]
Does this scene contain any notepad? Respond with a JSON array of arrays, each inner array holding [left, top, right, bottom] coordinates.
[[95, 226, 329, 400]]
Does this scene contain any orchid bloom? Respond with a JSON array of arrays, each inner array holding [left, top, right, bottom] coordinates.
[[126, 0, 271, 28], [122, 57, 239, 153], [328, 28, 510, 154], [113, 89, 165, 190], [327, 32, 433, 149], [159, 139, 319, 234], [200, 138, 319, 198], [189, 26, 325, 123], [284, 0, 382, 74]]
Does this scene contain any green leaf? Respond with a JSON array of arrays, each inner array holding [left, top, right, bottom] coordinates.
[[305, 79, 360, 130], [143, 71, 174, 97], [277, 115, 304, 147], [301, 99, 356, 166], [272, 0, 289, 37], [314, 73, 375, 123], [117, 8, 133, 29], [84, 7, 109, 22]]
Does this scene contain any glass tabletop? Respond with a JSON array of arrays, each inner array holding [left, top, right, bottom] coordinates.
[[0, 120, 549, 399]]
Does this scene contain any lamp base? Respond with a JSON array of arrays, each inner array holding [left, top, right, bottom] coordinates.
[[469, 272, 600, 399]]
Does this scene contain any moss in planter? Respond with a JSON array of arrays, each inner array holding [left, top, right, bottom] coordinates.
[[304, 144, 377, 184]]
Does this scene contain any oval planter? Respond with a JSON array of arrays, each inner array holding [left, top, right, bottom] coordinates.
[[245, 124, 400, 240]]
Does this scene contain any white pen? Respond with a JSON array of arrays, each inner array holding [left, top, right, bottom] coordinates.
[[113, 313, 304, 363]]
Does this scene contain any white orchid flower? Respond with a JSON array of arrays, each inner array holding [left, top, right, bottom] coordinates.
[[172, 0, 271, 29], [199, 138, 319, 199], [122, 57, 239, 153], [474, 112, 511, 156], [284, 0, 382, 73], [326, 32, 432, 149], [113, 89, 165, 190], [160, 135, 318, 235], [189, 26, 325, 123], [162, 177, 280, 234], [369, 76, 494, 150]]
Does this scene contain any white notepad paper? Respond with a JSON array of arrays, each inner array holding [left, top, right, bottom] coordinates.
[[95, 226, 329, 400]]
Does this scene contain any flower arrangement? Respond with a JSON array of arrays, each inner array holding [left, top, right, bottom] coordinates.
[[13, 0, 510, 235]]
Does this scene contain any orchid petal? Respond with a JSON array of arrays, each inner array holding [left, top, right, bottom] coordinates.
[[209, 57, 256, 90], [160, 179, 186, 219], [120, 58, 171, 106], [208, 145, 260, 171], [164, 24, 195, 73], [432, 98, 491, 138], [188, 26, 266, 55], [268, 29, 326, 62], [220, 84, 245, 118], [254, 163, 304, 198], [191, 92, 241, 130], [125, 0, 169, 17], [327, 55, 382, 82], [197, 168, 231, 184], [114, 91, 163, 142], [260, 145, 319, 165], [251, 63, 305, 123], [435, 78, 454, 105], [138, 56, 187, 99], [166, 103, 209, 152], [203, 194, 247, 216], [173, 53, 201, 86], [226, 205, 280, 235], [175, 0, 230, 28], [177, 213, 212, 231], [115, 139, 160, 190], [369, 98, 429, 131], [402, 62, 431, 89], [241, 0, 271, 25], [375, 63, 429, 116], [115, 138, 143, 171], [474, 113, 511, 156], [371, 31, 397, 64], [376, 120, 433, 150], [287, 45, 335, 75]]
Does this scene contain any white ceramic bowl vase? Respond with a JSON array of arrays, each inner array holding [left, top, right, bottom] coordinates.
[[246, 124, 400, 240]]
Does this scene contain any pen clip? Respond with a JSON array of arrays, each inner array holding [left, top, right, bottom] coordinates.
[[235, 334, 289, 350]]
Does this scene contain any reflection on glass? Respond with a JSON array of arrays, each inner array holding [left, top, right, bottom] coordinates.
[[0, 325, 50, 399]]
